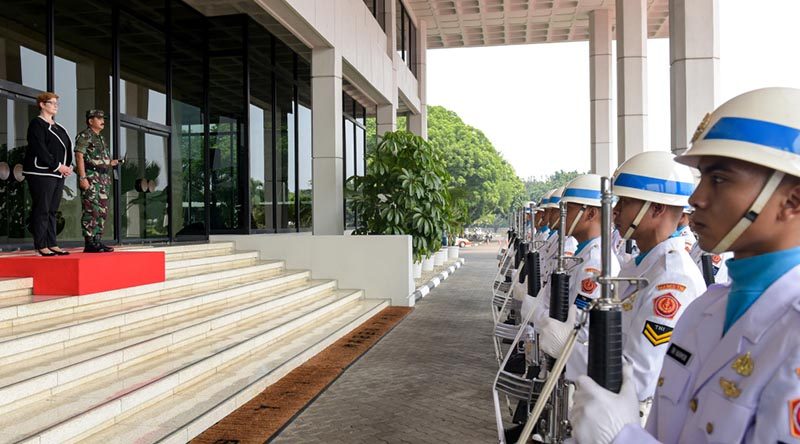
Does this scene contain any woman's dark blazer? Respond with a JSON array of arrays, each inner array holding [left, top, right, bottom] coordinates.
[[22, 117, 72, 178]]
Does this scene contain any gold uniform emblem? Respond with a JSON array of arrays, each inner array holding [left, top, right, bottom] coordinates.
[[719, 377, 741, 399], [732, 352, 754, 377], [691, 112, 713, 143], [622, 291, 638, 312]]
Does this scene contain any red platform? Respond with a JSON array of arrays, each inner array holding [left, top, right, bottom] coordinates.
[[0, 251, 165, 295]]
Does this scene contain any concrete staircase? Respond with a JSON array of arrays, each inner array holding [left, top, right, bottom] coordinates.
[[0, 242, 388, 443]]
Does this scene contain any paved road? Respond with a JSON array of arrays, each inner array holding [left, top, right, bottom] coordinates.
[[271, 243, 501, 444]]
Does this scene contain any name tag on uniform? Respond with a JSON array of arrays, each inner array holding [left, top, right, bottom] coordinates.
[[667, 343, 692, 366]]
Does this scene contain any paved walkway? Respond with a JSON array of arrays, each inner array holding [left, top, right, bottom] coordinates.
[[271, 243, 501, 444]]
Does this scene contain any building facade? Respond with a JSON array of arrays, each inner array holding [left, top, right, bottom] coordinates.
[[0, 0, 426, 250]]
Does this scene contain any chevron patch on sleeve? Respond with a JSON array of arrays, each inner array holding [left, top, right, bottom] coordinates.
[[643, 320, 673, 346]]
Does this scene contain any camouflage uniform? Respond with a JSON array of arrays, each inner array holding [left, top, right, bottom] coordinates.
[[75, 126, 111, 238]]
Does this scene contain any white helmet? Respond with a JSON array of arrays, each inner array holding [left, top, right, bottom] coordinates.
[[613, 151, 695, 239], [675, 87, 800, 253], [545, 186, 565, 209], [540, 188, 556, 209], [561, 174, 602, 235], [613, 151, 695, 207], [562, 174, 602, 207]]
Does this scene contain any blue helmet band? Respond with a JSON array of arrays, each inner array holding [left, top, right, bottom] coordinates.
[[703, 116, 800, 154], [614, 173, 694, 197]]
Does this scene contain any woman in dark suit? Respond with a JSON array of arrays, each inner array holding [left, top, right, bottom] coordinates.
[[23, 92, 73, 256]]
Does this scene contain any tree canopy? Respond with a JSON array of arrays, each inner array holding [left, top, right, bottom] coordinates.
[[426, 105, 526, 226], [524, 170, 583, 203]]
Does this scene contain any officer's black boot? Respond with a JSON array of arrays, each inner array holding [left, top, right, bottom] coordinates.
[[96, 236, 114, 253], [83, 236, 102, 253]]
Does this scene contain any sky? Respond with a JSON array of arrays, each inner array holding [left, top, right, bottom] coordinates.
[[426, 0, 800, 180]]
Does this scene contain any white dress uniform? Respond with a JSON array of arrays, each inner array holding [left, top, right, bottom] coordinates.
[[562, 237, 620, 380], [529, 232, 578, 328], [613, 228, 638, 266], [617, 236, 706, 401], [613, 266, 800, 444], [676, 225, 696, 253], [688, 242, 732, 284]]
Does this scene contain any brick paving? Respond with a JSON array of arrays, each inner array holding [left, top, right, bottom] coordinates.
[[271, 243, 502, 444]]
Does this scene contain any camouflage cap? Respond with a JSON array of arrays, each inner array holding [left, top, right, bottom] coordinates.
[[86, 109, 105, 119]]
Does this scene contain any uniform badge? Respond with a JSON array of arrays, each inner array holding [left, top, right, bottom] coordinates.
[[581, 278, 598, 294], [691, 112, 713, 143], [643, 320, 673, 346], [666, 343, 692, 366], [584, 267, 600, 275], [731, 352, 753, 377], [711, 254, 722, 265], [622, 292, 638, 312], [656, 283, 686, 292], [719, 377, 741, 399], [575, 294, 593, 311], [654, 293, 681, 319], [790, 398, 800, 438]]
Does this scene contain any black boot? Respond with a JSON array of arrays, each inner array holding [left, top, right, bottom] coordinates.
[[96, 236, 114, 252], [84, 236, 102, 253]]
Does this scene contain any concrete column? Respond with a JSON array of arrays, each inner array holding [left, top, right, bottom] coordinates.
[[311, 47, 344, 235], [377, 0, 399, 138], [669, 0, 719, 155], [589, 9, 614, 176], [408, 20, 427, 140], [616, 0, 648, 163]]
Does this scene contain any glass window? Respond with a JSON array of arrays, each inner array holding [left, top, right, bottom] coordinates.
[[404, 14, 411, 65], [119, 11, 167, 125], [171, 1, 207, 239], [0, 1, 47, 90], [297, 60, 312, 231], [276, 77, 295, 231], [364, 0, 385, 31], [396, 1, 404, 61], [356, 125, 365, 177], [54, 0, 114, 242], [119, 127, 168, 239], [249, 23, 274, 231], [208, 16, 246, 232], [344, 119, 355, 229]]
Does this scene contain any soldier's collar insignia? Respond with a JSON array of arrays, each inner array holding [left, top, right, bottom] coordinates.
[[731, 352, 753, 377], [719, 377, 741, 399], [691, 112, 712, 143]]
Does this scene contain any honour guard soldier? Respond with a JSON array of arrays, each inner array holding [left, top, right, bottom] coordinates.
[[75, 110, 118, 253], [538, 174, 621, 380], [572, 87, 800, 444], [603, 151, 707, 408]]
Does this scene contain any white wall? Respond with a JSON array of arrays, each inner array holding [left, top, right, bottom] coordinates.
[[211, 234, 416, 307]]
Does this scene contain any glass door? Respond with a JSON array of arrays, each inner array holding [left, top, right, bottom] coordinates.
[[119, 125, 169, 240], [0, 88, 39, 248]]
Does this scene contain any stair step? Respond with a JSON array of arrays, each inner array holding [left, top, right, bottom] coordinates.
[[0, 278, 33, 293], [0, 279, 338, 412], [1, 290, 370, 443], [0, 260, 285, 329], [0, 269, 311, 366], [86, 298, 387, 444], [164, 251, 260, 279]]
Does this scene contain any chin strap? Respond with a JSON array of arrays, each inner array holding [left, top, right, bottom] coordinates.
[[710, 171, 785, 254], [622, 201, 651, 240], [566, 205, 587, 237]]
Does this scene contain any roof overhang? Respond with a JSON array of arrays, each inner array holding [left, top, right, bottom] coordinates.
[[406, 0, 669, 49]]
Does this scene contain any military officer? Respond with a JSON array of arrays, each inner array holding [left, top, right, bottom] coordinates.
[[572, 87, 800, 444], [607, 151, 707, 407], [538, 174, 621, 380], [75, 109, 117, 253]]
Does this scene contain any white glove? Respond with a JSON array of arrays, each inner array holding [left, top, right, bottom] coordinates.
[[512, 273, 527, 301], [571, 361, 640, 444], [539, 314, 574, 358]]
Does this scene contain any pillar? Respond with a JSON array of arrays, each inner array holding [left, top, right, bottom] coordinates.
[[377, 0, 398, 138], [408, 20, 428, 140], [669, 0, 719, 155], [311, 47, 344, 235], [616, 0, 648, 163], [590, 9, 614, 176]]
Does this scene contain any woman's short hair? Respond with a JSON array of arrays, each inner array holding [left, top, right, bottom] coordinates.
[[36, 92, 59, 105]]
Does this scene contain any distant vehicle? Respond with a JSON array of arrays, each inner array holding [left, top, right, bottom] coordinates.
[[455, 237, 472, 248]]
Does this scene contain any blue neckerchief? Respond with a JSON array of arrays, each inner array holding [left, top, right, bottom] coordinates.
[[634, 249, 651, 266], [669, 228, 684, 239], [724, 246, 800, 334], [575, 237, 596, 255], [538, 226, 549, 234], [548, 229, 558, 239]]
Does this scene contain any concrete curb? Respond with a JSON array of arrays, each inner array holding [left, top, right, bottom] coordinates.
[[412, 258, 466, 302]]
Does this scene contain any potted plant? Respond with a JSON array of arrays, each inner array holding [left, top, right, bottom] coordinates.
[[348, 131, 450, 276], [444, 187, 469, 260]]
